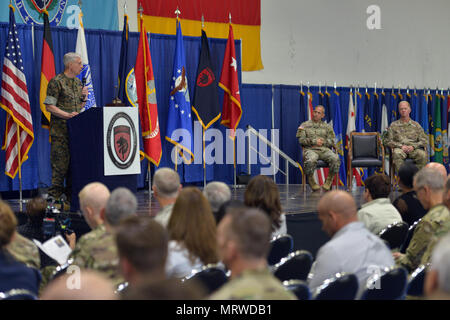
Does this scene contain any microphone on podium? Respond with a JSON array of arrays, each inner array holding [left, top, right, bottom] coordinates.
[[81, 77, 87, 102]]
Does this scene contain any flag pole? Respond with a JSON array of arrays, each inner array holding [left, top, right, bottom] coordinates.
[[148, 162, 151, 200], [16, 126, 23, 211], [233, 137, 237, 188], [203, 128, 206, 187], [201, 15, 207, 188]]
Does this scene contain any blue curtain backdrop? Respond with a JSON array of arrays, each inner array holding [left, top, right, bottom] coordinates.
[[0, 22, 243, 192], [0, 22, 445, 193]]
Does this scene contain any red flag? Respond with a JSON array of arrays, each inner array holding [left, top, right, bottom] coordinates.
[[39, 10, 55, 130], [0, 5, 34, 178], [135, 16, 162, 166], [219, 24, 242, 139]]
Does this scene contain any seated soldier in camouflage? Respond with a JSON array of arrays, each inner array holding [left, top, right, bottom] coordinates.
[[393, 168, 450, 272], [210, 207, 296, 300], [296, 105, 340, 191], [419, 177, 450, 266], [384, 100, 428, 173], [69, 185, 137, 287]]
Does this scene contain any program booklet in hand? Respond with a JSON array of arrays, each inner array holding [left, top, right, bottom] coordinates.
[[33, 235, 72, 265]]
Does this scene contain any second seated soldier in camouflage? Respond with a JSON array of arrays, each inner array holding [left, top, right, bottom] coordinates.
[[296, 105, 340, 191], [44, 52, 88, 205], [384, 101, 428, 173], [393, 168, 450, 272]]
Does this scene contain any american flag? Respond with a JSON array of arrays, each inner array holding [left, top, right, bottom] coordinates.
[[0, 6, 34, 179]]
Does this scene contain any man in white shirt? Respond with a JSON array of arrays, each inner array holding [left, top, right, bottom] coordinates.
[[357, 174, 402, 235], [308, 191, 394, 298]]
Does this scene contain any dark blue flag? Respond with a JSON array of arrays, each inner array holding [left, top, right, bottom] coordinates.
[[192, 30, 221, 130], [117, 14, 135, 106], [364, 92, 372, 132]]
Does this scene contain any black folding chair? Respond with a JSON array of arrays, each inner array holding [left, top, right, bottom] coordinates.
[[400, 219, 421, 253], [183, 264, 228, 295], [406, 264, 428, 297], [313, 273, 359, 300], [360, 267, 408, 300], [283, 280, 310, 300], [273, 250, 313, 282], [378, 221, 409, 250], [0, 289, 37, 300], [267, 234, 294, 266]]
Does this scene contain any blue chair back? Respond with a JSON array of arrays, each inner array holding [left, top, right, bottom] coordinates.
[[0, 289, 37, 300], [267, 234, 294, 266], [406, 264, 427, 297], [360, 267, 408, 300], [378, 221, 409, 250], [313, 273, 359, 300], [283, 280, 310, 300], [400, 219, 421, 253], [184, 264, 228, 295], [273, 250, 313, 282]]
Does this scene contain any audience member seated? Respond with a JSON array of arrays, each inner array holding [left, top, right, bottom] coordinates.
[[40, 270, 116, 300], [394, 167, 450, 272], [357, 174, 402, 235], [69, 185, 137, 286], [418, 178, 450, 266], [307, 191, 394, 297], [392, 163, 426, 226], [16, 197, 55, 268], [115, 216, 168, 291], [424, 234, 450, 300], [6, 229, 40, 270], [203, 181, 231, 223], [244, 175, 287, 238], [121, 276, 205, 300], [0, 200, 41, 296], [215, 200, 245, 225], [17, 197, 46, 241], [152, 168, 182, 228], [209, 207, 296, 300], [166, 187, 219, 278], [425, 162, 448, 182]]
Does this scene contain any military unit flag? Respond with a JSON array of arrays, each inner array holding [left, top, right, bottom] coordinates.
[[219, 24, 242, 139], [135, 15, 162, 166], [192, 30, 221, 130]]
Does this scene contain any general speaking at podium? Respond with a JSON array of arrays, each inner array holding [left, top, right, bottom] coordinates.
[[43, 52, 88, 208]]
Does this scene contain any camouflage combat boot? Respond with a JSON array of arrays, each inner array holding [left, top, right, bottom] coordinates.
[[308, 174, 320, 192], [322, 174, 334, 191]]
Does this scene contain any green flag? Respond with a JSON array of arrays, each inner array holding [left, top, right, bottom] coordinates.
[[434, 93, 443, 163]]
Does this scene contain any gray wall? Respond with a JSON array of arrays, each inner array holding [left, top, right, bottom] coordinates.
[[119, 0, 450, 88]]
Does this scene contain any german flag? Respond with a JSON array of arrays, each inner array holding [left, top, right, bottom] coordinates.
[[39, 10, 55, 130], [138, 0, 262, 71]]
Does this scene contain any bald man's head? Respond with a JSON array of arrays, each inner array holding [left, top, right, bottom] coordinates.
[[318, 191, 357, 217], [40, 270, 116, 300], [425, 162, 447, 182], [317, 191, 357, 236]]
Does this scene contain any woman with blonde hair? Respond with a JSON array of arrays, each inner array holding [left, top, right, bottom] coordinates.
[[0, 200, 41, 296], [166, 187, 219, 278], [244, 175, 287, 238]]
